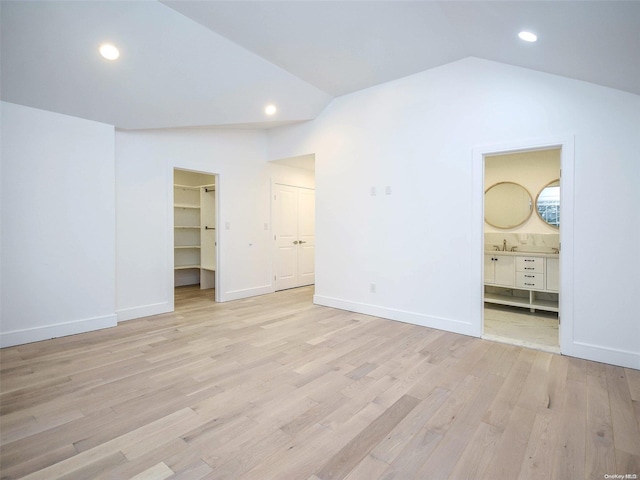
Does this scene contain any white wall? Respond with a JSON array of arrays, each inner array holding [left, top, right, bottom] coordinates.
[[267, 58, 640, 369], [115, 127, 314, 321], [1, 102, 116, 346], [269, 159, 315, 190]]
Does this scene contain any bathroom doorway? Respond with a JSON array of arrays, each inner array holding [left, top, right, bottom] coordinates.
[[482, 148, 561, 352]]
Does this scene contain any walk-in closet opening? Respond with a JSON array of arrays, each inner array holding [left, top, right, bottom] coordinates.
[[173, 168, 218, 302]]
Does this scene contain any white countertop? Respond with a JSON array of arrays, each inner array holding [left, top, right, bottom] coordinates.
[[484, 250, 559, 258]]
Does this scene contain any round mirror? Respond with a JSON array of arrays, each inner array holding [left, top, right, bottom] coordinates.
[[485, 182, 533, 229], [535, 179, 560, 228]]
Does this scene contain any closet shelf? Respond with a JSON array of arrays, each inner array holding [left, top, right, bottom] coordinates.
[[174, 176, 216, 290]]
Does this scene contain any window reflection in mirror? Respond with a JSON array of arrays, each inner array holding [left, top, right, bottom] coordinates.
[[484, 182, 533, 229], [536, 179, 560, 228]]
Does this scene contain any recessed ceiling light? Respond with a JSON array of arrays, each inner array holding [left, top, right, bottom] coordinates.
[[265, 104, 277, 116], [518, 31, 537, 43], [99, 44, 120, 60]]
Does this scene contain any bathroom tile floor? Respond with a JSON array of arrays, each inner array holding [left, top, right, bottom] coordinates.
[[483, 304, 560, 353]]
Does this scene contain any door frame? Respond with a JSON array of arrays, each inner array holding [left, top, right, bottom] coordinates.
[[472, 135, 575, 354], [169, 167, 220, 311]]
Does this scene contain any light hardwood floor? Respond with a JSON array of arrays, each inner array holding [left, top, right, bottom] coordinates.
[[1, 286, 638, 479]]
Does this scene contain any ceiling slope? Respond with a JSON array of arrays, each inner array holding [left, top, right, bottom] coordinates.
[[162, 1, 467, 97], [1, 1, 639, 130], [0, 1, 332, 129], [165, 0, 640, 97]]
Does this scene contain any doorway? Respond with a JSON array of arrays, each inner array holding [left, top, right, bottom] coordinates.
[[476, 138, 573, 353], [173, 168, 218, 302], [273, 183, 315, 291]]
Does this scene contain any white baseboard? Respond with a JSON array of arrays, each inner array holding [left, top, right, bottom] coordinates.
[[117, 302, 172, 322], [313, 296, 639, 369], [566, 341, 640, 370], [0, 314, 117, 348], [313, 295, 476, 337], [220, 285, 274, 302]]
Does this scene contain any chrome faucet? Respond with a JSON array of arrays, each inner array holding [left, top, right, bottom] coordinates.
[[502, 239, 507, 251]]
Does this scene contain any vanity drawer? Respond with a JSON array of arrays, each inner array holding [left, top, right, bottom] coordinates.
[[516, 256, 544, 273], [516, 272, 545, 289]]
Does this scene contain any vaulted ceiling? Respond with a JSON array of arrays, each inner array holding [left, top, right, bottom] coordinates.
[[2, 1, 639, 130]]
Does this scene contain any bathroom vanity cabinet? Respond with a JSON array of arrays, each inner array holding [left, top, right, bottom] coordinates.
[[484, 254, 515, 286], [484, 252, 559, 312]]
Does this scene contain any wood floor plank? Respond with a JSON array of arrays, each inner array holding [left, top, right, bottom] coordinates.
[[0, 407, 85, 445], [203, 427, 292, 478], [342, 452, 390, 480], [280, 393, 348, 437], [0, 444, 78, 480], [615, 449, 640, 477], [517, 408, 558, 480], [447, 421, 502, 480], [422, 374, 484, 436], [585, 362, 616, 478], [482, 405, 537, 479], [369, 386, 450, 465], [627, 367, 640, 401], [379, 428, 443, 479], [241, 404, 383, 480], [607, 364, 640, 458], [516, 355, 568, 480], [1, 285, 637, 480], [468, 340, 507, 378], [372, 358, 437, 408], [315, 394, 420, 480], [551, 378, 587, 480], [515, 350, 553, 412], [56, 451, 129, 480], [129, 462, 174, 480], [482, 347, 536, 431], [168, 460, 213, 480], [412, 373, 504, 480]]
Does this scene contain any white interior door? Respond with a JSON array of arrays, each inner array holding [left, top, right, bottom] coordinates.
[[296, 187, 315, 287], [274, 184, 315, 291]]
